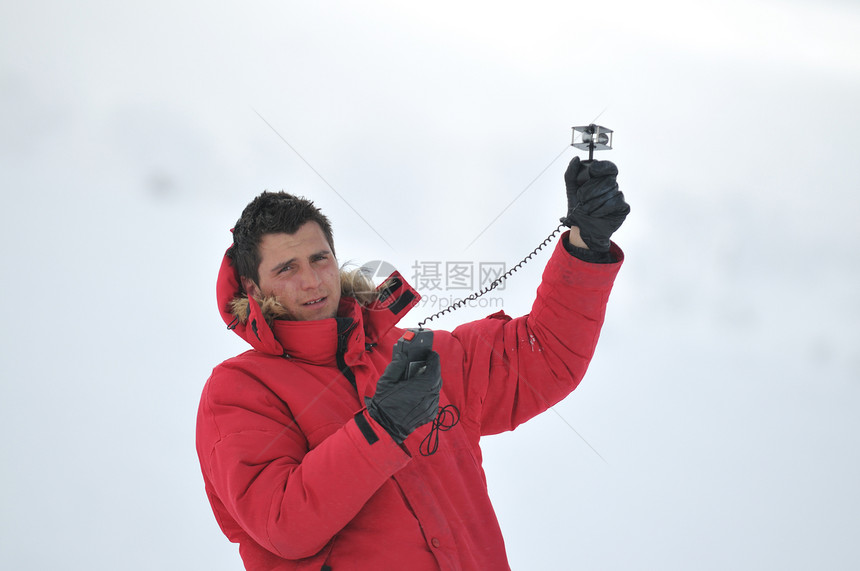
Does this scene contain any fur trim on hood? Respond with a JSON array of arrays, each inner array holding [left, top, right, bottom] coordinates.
[[229, 267, 380, 328]]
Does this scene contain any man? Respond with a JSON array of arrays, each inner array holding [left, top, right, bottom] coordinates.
[[196, 157, 629, 570]]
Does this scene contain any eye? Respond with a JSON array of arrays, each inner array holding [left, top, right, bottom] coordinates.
[[313, 254, 329, 263]]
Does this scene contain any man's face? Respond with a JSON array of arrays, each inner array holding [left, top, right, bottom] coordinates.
[[241, 221, 341, 321]]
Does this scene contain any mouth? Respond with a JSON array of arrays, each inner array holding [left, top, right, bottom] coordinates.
[[303, 296, 327, 307]]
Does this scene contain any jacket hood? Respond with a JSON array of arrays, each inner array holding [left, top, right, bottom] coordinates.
[[216, 247, 420, 356]]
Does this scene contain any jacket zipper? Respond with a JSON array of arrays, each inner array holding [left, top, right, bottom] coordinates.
[[335, 319, 358, 391]]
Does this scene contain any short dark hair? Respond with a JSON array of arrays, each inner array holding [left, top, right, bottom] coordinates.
[[228, 191, 335, 285]]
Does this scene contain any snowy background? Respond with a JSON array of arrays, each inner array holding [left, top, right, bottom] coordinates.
[[2, 1, 859, 569]]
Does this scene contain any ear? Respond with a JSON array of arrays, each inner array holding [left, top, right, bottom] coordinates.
[[240, 276, 260, 299]]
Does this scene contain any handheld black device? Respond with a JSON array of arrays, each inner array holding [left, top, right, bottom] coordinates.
[[399, 328, 434, 379]]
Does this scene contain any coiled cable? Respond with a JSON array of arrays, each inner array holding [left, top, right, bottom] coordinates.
[[417, 224, 566, 328]]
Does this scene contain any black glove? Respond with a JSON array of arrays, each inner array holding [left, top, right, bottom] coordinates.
[[366, 336, 442, 443], [560, 156, 630, 252]]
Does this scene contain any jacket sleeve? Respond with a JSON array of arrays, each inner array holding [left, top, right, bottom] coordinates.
[[449, 232, 623, 436], [197, 370, 411, 560]]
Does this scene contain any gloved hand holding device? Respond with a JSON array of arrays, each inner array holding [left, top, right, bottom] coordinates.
[[366, 330, 442, 443]]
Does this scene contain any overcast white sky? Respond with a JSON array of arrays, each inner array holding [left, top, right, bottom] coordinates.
[[2, 1, 859, 569]]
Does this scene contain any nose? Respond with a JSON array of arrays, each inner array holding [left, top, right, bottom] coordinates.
[[297, 265, 323, 290]]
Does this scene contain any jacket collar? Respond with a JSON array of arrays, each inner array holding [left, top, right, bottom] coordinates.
[[271, 297, 363, 365], [217, 247, 420, 359]]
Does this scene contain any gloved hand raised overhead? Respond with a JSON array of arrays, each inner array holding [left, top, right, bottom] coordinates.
[[560, 156, 630, 252]]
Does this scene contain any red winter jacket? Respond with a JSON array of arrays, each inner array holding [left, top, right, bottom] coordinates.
[[196, 233, 623, 570]]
